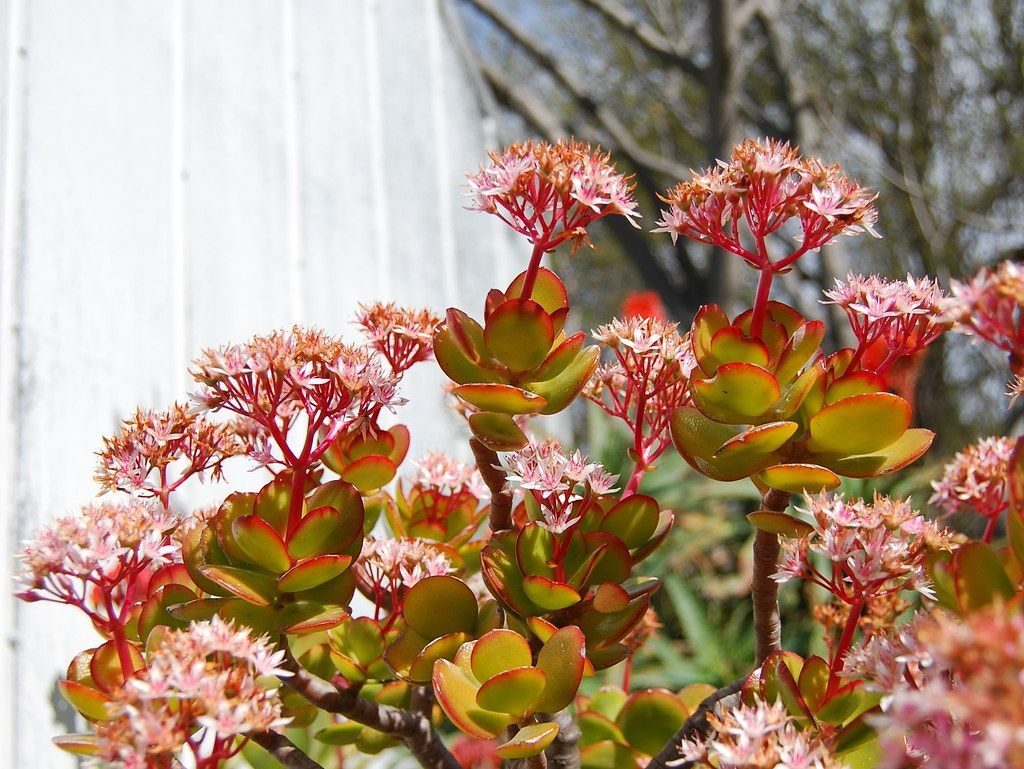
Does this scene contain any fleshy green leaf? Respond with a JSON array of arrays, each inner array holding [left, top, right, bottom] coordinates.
[[484, 298, 555, 372], [495, 721, 560, 759], [404, 575, 479, 639], [471, 629, 534, 681], [758, 463, 841, 494], [807, 393, 911, 456], [475, 666, 547, 715], [455, 383, 548, 415], [534, 625, 586, 712], [277, 554, 352, 593]]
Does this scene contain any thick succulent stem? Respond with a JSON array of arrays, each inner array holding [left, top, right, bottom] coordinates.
[[277, 640, 460, 769], [646, 677, 745, 769], [250, 732, 326, 769], [544, 709, 582, 769], [519, 241, 548, 300], [749, 267, 775, 339], [470, 437, 515, 534], [752, 488, 791, 664]]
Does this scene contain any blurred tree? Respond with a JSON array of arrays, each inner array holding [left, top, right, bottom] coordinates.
[[450, 0, 1024, 446]]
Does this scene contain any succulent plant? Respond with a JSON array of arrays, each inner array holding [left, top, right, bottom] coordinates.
[[179, 475, 363, 636], [576, 685, 702, 769], [435, 268, 600, 451], [432, 627, 586, 758], [671, 300, 935, 497]]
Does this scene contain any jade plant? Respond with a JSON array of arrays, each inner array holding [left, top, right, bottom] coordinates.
[[16, 136, 1024, 769]]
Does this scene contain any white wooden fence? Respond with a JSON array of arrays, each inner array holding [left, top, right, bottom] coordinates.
[[0, 2, 520, 765]]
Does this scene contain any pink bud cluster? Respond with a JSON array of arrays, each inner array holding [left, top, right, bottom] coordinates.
[[466, 139, 640, 252], [944, 260, 1024, 362], [96, 618, 289, 769], [852, 607, 1024, 769], [588, 316, 696, 491], [16, 500, 178, 616], [355, 301, 442, 373], [654, 138, 878, 268], [94, 403, 242, 504], [356, 536, 455, 619], [411, 451, 489, 502], [674, 698, 844, 769], [190, 326, 405, 468], [823, 273, 950, 375], [775, 493, 959, 606], [505, 438, 618, 534], [930, 436, 1013, 541]]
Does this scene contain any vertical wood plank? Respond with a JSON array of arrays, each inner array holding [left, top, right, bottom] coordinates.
[[0, 0, 24, 762], [13, 2, 176, 765], [181, 0, 291, 349], [291, 0, 381, 329]]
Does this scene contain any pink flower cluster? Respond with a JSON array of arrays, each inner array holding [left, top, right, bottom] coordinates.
[[944, 260, 1024, 360], [16, 501, 178, 613], [654, 138, 878, 268], [96, 618, 289, 769], [823, 273, 949, 373], [466, 139, 640, 251], [356, 536, 455, 615], [844, 613, 931, 706], [775, 493, 959, 605], [190, 326, 404, 468], [505, 438, 618, 534], [674, 698, 844, 769], [410, 450, 489, 501], [94, 403, 242, 504], [854, 607, 1024, 769], [930, 436, 1013, 540], [588, 316, 696, 489], [355, 301, 442, 373]]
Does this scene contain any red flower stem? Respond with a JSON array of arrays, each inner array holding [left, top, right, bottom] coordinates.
[[983, 514, 999, 543], [623, 392, 650, 496], [287, 426, 316, 537], [749, 268, 775, 340], [874, 348, 903, 377], [519, 241, 549, 301], [102, 590, 137, 677], [827, 597, 865, 697]]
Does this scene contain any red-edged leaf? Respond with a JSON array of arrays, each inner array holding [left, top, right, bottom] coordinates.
[[232, 514, 291, 573], [495, 721, 560, 759], [534, 625, 586, 712], [277, 554, 352, 593], [484, 298, 555, 372], [471, 629, 533, 681], [476, 666, 547, 715]]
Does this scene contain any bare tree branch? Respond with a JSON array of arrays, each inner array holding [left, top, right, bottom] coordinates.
[[278, 641, 461, 769], [250, 732, 326, 769], [646, 677, 746, 769], [576, 0, 704, 79], [544, 709, 582, 769], [463, 0, 691, 181]]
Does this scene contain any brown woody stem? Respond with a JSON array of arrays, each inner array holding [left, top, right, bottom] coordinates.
[[752, 488, 791, 664], [646, 677, 745, 769], [544, 709, 581, 769], [470, 437, 514, 533], [250, 732, 325, 769], [277, 640, 460, 769]]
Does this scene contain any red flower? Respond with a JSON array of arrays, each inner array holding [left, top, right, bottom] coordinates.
[[621, 290, 668, 321]]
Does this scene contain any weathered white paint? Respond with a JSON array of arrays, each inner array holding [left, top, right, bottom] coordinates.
[[0, 2, 521, 766]]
